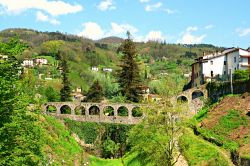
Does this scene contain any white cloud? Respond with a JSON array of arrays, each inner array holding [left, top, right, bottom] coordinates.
[[97, 0, 116, 11], [146, 31, 165, 41], [163, 8, 176, 14], [186, 26, 198, 32], [36, 11, 60, 25], [145, 2, 162, 11], [139, 0, 150, 3], [177, 26, 206, 44], [78, 22, 104, 40], [205, 24, 214, 29], [0, 0, 83, 16], [236, 28, 250, 37], [109, 22, 138, 35]]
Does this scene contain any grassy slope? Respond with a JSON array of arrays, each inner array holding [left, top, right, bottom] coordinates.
[[179, 128, 233, 166], [89, 153, 141, 166], [180, 94, 250, 165], [38, 115, 83, 165]]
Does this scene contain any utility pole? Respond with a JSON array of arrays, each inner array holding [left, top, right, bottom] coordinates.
[[230, 69, 233, 94]]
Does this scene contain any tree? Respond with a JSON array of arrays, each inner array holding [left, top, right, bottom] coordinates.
[[60, 57, 72, 101], [233, 69, 249, 81], [0, 36, 28, 56], [127, 99, 184, 165], [84, 80, 104, 102], [0, 43, 43, 165], [116, 31, 142, 102], [0, 56, 20, 127], [45, 86, 60, 102]]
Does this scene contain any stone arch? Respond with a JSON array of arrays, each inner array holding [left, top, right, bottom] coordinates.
[[192, 90, 204, 100], [132, 107, 143, 117], [60, 105, 71, 114], [117, 106, 128, 116], [177, 95, 188, 103], [46, 105, 57, 113], [89, 105, 100, 115], [75, 106, 86, 115], [103, 106, 114, 116]]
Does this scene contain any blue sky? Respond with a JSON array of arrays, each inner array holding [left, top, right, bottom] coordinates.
[[0, 0, 249, 48]]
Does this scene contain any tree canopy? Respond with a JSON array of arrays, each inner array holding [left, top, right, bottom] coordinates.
[[116, 32, 142, 102]]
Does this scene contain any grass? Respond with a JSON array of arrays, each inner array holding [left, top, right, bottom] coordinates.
[[38, 115, 83, 165], [179, 128, 231, 166], [89, 155, 123, 166], [89, 152, 142, 166]]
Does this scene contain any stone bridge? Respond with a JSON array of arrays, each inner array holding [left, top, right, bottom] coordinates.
[[42, 85, 208, 124], [42, 102, 144, 125], [172, 84, 208, 115]]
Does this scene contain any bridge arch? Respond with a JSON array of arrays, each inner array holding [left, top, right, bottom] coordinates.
[[177, 95, 188, 103], [89, 105, 100, 115], [60, 105, 71, 114], [192, 90, 204, 100], [46, 105, 57, 113], [132, 107, 143, 117], [103, 106, 114, 116], [117, 106, 128, 116], [75, 106, 86, 115]]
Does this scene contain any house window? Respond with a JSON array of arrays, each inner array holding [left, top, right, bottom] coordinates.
[[210, 61, 213, 65], [224, 71, 226, 75], [234, 57, 236, 63], [211, 71, 214, 77], [237, 64, 239, 69], [235, 67, 236, 71], [224, 61, 226, 65]]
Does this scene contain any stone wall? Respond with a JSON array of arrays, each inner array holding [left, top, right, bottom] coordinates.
[[43, 102, 143, 125]]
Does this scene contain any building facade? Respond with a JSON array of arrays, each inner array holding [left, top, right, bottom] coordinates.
[[191, 48, 250, 87]]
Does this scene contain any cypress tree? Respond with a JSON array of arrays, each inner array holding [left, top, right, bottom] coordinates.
[[60, 57, 71, 101], [84, 80, 104, 102], [116, 31, 142, 102]]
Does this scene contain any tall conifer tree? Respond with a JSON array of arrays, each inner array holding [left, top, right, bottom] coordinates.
[[60, 56, 71, 101], [117, 31, 142, 102]]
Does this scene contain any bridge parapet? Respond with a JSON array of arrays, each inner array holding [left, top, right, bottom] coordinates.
[[43, 102, 144, 125]]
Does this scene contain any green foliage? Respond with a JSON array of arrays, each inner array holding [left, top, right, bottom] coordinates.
[[179, 129, 230, 166], [64, 119, 99, 144], [60, 57, 72, 101], [0, 36, 28, 56], [110, 93, 128, 103], [84, 80, 104, 102], [89, 155, 123, 166], [0, 57, 19, 126], [44, 86, 60, 102], [64, 119, 132, 158], [39, 115, 83, 165], [215, 110, 247, 134], [102, 138, 120, 158], [233, 69, 249, 81], [40, 40, 65, 58], [128, 101, 183, 166], [116, 33, 143, 102]]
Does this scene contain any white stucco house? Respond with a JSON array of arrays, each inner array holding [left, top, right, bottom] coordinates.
[[103, 68, 113, 72], [34, 58, 48, 66], [191, 48, 250, 87], [91, 66, 99, 72], [0, 54, 8, 60], [22, 59, 34, 67]]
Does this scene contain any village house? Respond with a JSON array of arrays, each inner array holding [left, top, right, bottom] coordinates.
[[91, 66, 99, 72], [0, 54, 8, 60], [191, 47, 250, 87], [103, 68, 113, 72], [22, 59, 34, 67], [34, 58, 48, 66]]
